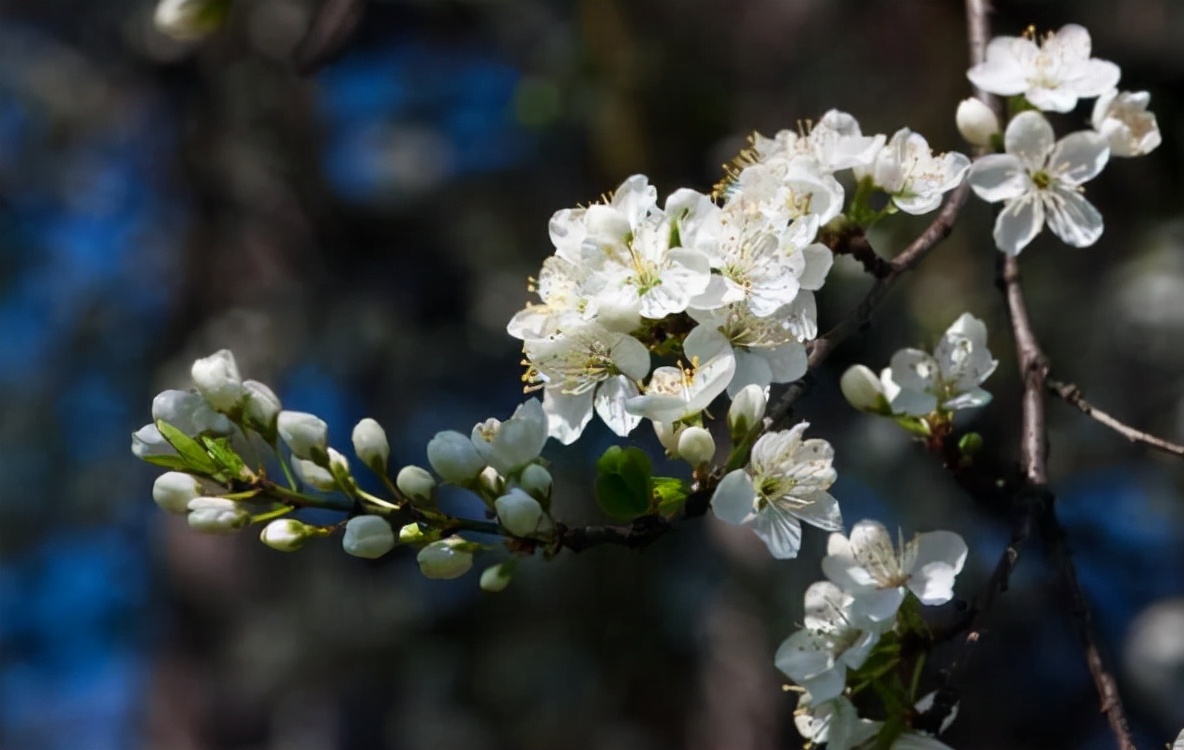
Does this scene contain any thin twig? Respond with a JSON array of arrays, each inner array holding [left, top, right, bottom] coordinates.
[[1048, 379, 1184, 459]]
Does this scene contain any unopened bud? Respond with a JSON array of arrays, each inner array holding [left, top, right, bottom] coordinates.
[[186, 496, 249, 533], [396, 465, 436, 502], [153, 0, 231, 41], [152, 389, 231, 435], [840, 365, 890, 414], [190, 349, 245, 413], [342, 515, 396, 559], [677, 426, 716, 466], [351, 418, 389, 474], [652, 421, 681, 453], [495, 488, 545, 537], [518, 464, 552, 503], [260, 518, 314, 552], [327, 448, 352, 484], [479, 561, 516, 593], [956, 98, 1000, 147], [153, 471, 204, 514], [417, 537, 473, 579], [728, 384, 768, 438], [426, 430, 485, 483], [132, 424, 177, 460], [478, 466, 505, 498], [277, 410, 329, 463], [293, 458, 336, 491], [242, 380, 281, 436]]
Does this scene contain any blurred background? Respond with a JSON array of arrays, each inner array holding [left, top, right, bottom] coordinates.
[[1, 0, 1182, 748]]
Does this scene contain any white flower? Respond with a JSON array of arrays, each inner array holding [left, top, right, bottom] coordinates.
[[494, 488, 548, 537], [751, 110, 885, 174], [396, 465, 436, 501], [967, 24, 1120, 112], [518, 464, 553, 500], [186, 496, 249, 533], [506, 256, 586, 341], [292, 457, 336, 491], [1091, 89, 1161, 158], [967, 111, 1110, 255], [277, 410, 329, 461], [774, 581, 885, 702], [1173, 728, 1184, 750], [710, 422, 842, 559], [793, 694, 881, 750], [152, 472, 204, 514], [883, 313, 997, 416], [242, 380, 281, 433], [524, 322, 651, 444], [730, 157, 845, 225], [822, 520, 968, 623], [955, 98, 1001, 147], [131, 424, 177, 459], [153, 0, 230, 40], [861, 129, 970, 215], [417, 537, 473, 579], [342, 515, 396, 559], [676, 426, 716, 466], [479, 562, 515, 592], [625, 326, 736, 424], [470, 399, 549, 475], [351, 418, 390, 473], [190, 349, 245, 412], [152, 389, 232, 436], [260, 519, 314, 552], [727, 383, 768, 437], [426, 430, 485, 483], [839, 365, 891, 414]]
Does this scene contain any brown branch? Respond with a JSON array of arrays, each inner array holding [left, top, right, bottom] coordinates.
[[1049, 379, 1184, 460]]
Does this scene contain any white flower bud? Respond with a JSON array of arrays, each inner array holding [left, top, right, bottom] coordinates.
[[132, 424, 177, 459], [154, 0, 230, 41], [186, 496, 249, 533], [277, 410, 329, 462], [242, 380, 281, 434], [426, 430, 485, 483], [342, 515, 396, 559], [840, 365, 890, 413], [478, 466, 505, 498], [495, 488, 545, 537], [728, 384, 768, 437], [652, 421, 681, 453], [327, 448, 351, 484], [190, 349, 245, 412], [416, 538, 473, 579], [956, 98, 1000, 147], [153, 389, 232, 435], [396, 465, 436, 501], [677, 426, 716, 466], [479, 562, 515, 593], [518, 464, 552, 501], [260, 518, 314, 552], [152, 471, 204, 514], [292, 458, 336, 491], [351, 418, 390, 473]]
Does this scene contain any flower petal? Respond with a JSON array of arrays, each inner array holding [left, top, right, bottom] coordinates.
[[541, 388, 594, 445], [710, 469, 755, 525], [1005, 111, 1055, 171], [594, 375, 642, 437], [993, 195, 1045, 256], [1050, 131, 1109, 186], [1044, 186, 1104, 248], [751, 503, 804, 559], [729, 350, 774, 398], [967, 154, 1029, 203], [1072, 59, 1122, 99], [791, 489, 844, 532], [907, 530, 968, 605]]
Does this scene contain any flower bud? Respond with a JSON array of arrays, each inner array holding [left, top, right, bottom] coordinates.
[[652, 421, 681, 453], [478, 466, 505, 499], [293, 458, 336, 491], [470, 399, 548, 474], [479, 561, 516, 593], [153, 471, 204, 514], [132, 424, 177, 459], [399, 522, 429, 545], [517, 464, 552, 503], [351, 418, 390, 474], [416, 538, 473, 580], [956, 98, 1000, 147], [677, 426, 716, 466], [153, 389, 232, 435], [342, 515, 396, 559], [154, 0, 231, 41], [840, 365, 890, 413], [426, 430, 485, 483], [277, 410, 329, 462], [186, 496, 249, 533], [242, 380, 281, 435], [728, 384, 768, 438], [260, 518, 314, 552], [190, 349, 245, 412], [396, 465, 436, 502], [327, 448, 352, 485], [495, 488, 545, 537]]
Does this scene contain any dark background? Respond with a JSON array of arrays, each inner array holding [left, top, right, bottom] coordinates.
[[1, 1, 1182, 748]]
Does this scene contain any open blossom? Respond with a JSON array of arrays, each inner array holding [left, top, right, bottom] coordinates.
[[470, 399, 549, 475], [710, 422, 842, 559], [1091, 89, 1161, 158], [860, 128, 969, 215], [730, 156, 845, 225], [967, 24, 1120, 112], [751, 110, 885, 174], [822, 520, 968, 623], [882, 312, 997, 417], [967, 111, 1109, 255], [625, 326, 736, 424], [774, 582, 885, 703]]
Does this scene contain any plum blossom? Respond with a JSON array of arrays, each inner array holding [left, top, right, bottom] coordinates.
[[470, 399, 549, 475], [793, 694, 880, 750], [822, 520, 968, 623], [967, 111, 1109, 255], [860, 128, 970, 215], [967, 24, 1120, 112], [750, 110, 885, 174], [881, 312, 997, 417], [710, 422, 843, 559], [625, 326, 735, 424], [1091, 89, 1161, 158]]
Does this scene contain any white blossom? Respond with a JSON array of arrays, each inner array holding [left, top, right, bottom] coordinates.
[[967, 24, 1120, 112], [710, 422, 842, 559], [152, 472, 204, 514], [676, 426, 716, 465], [625, 326, 735, 424], [774, 581, 885, 702], [242, 380, 281, 433], [839, 365, 891, 414], [967, 111, 1110, 254], [190, 349, 245, 412], [186, 496, 249, 533], [480, 562, 515, 592], [342, 515, 396, 559], [1091, 89, 1161, 158], [822, 520, 968, 623], [883, 312, 997, 416], [793, 694, 881, 750], [396, 465, 436, 501], [471, 399, 549, 475], [751, 110, 885, 174], [727, 383, 768, 437], [292, 457, 336, 491], [861, 128, 969, 215], [131, 424, 177, 459], [277, 410, 329, 461], [955, 97, 1001, 147], [417, 537, 473, 579], [518, 464, 553, 500], [152, 389, 232, 436], [351, 418, 390, 472], [260, 519, 314, 552], [730, 156, 845, 225], [494, 488, 548, 537], [426, 430, 485, 483]]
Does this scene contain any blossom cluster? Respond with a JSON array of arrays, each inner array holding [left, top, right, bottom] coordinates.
[[777, 520, 969, 749], [960, 24, 1160, 255], [509, 111, 969, 446]]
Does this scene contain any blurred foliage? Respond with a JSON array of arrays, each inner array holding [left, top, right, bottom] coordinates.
[[0, 1, 1182, 749]]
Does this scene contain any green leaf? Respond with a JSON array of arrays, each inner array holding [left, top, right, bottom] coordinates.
[[200, 435, 252, 480], [595, 445, 652, 520], [140, 454, 200, 472], [652, 476, 691, 515], [156, 420, 220, 476]]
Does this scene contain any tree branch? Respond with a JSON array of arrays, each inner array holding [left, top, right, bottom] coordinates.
[[1048, 379, 1184, 460]]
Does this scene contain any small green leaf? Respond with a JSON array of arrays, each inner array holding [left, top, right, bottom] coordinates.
[[595, 445, 652, 520], [140, 454, 199, 472], [156, 420, 220, 475], [652, 476, 691, 515], [200, 435, 252, 480]]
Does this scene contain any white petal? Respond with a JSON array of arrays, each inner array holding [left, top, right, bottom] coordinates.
[[710, 469, 755, 525], [893, 733, 956, 750], [966, 37, 1033, 96], [751, 504, 804, 559], [908, 530, 968, 605], [1026, 85, 1081, 114], [1044, 186, 1104, 248], [774, 631, 834, 684], [594, 375, 641, 437], [993, 195, 1045, 256], [791, 490, 844, 532], [541, 388, 594, 445], [1072, 59, 1122, 99], [967, 154, 1029, 203], [943, 387, 993, 410], [761, 342, 808, 385], [610, 333, 652, 380], [852, 587, 906, 623], [728, 350, 774, 398], [797, 243, 834, 290], [1050, 131, 1109, 186], [1005, 111, 1055, 171]]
